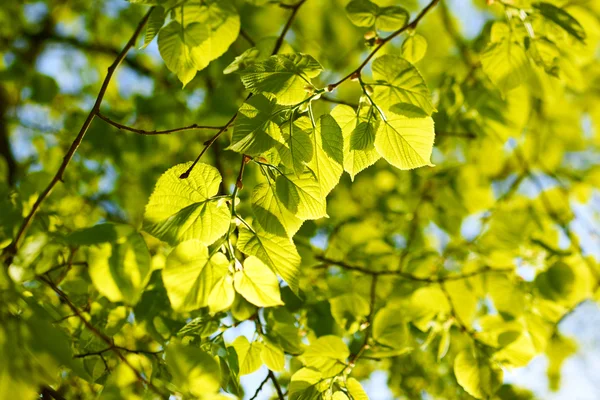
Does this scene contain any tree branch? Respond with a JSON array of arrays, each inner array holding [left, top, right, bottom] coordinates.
[[39, 275, 166, 396], [2, 9, 153, 265], [269, 370, 285, 400], [328, 0, 440, 91], [96, 112, 224, 136], [315, 255, 513, 283]]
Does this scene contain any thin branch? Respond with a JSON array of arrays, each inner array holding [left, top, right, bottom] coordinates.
[[316, 255, 513, 283], [269, 370, 285, 400], [75, 345, 163, 359], [97, 112, 224, 136], [328, 0, 440, 91], [239, 28, 256, 47], [349, 274, 378, 368], [2, 9, 154, 266], [272, 0, 307, 55], [320, 95, 358, 108], [249, 373, 271, 400], [39, 275, 166, 397]]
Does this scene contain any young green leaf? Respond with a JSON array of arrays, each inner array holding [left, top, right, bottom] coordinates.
[[208, 274, 235, 314], [401, 34, 428, 63], [454, 350, 503, 399], [307, 114, 344, 196], [228, 94, 285, 155], [238, 53, 322, 105], [88, 231, 152, 305], [275, 172, 328, 220], [251, 180, 303, 238], [140, 6, 165, 49], [157, 21, 209, 86], [143, 162, 230, 246], [260, 339, 285, 371], [534, 2, 586, 42], [278, 116, 314, 175], [298, 335, 349, 377], [375, 114, 435, 170], [166, 344, 221, 397], [481, 39, 530, 93], [234, 256, 284, 307], [371, 54, 436, 116], [236, 225, 301, 292], [330, 104, 381, 180], [231, 336, 263, 375], [163, 240, 229, 312]]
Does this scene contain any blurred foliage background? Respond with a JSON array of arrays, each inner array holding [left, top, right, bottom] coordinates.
[[1, 0, 600, 399]]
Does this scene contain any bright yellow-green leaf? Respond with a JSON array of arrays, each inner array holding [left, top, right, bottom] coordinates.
[[454, 350, 503, 399], [260, 339, 285, 371], [88, 231, 152, 305], [166, 344, 221, 397], [276, 172, 327, 220], [330, 104, 380, 180], [307, 114, 344, 196], [481, 39, 530, 93], [401, 34, 427, 63], [231, 336, 263, 376], [162, 240, 229, 312], [374, 114, 435, 170], [371, 54, 436, 115], [234, 256, 283, 307], [207, 274, 235, 314], [239, 53, 322, 105], [251, 179, 303, 238], [143, 162, 230, 246], [236, 225, 301, 292], [298, 335, 349, 377]]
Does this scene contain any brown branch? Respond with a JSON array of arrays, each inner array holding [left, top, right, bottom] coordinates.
[[272, 0, 307, 55], [268, 370, 285, 400], [39, 275, 166, 396], [320, 95, 358, 108], [2, 9, 153, 265], [249, 373, 271, 400], [315, 255, 512, 283], [97, 112, 224, 136], [328, 0, 440, 91], [349, 274, 378, 368], [239, 28, 256, 47]]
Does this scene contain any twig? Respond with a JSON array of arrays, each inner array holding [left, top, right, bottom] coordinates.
[[239, 28, 256, 47], [39, 275, 166, 397], [316, 255, 513, 283], [2, 9, 154, 266], [328, 0, 440, 91], [249, 373, 271, 400], [269, 370, 285, 400], [320, 95, 358, 108], [348, 274, 378, 368], [97, 112, 224, 136], [272, 0, 307, 55]]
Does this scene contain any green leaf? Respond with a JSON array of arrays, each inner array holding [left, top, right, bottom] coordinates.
[[330, 104, 380, 180], [289, 368, 323, 400], [298, 335, 349, 377], [173, 0, 240, 67], [333, 391, 350, 400], [140, 6, 165, 49], [166, 344, 221, 396], [346, 0, 379, 27], [454, 350, 503, 399], [239, 53, 322, 105], [330, 294, 369, 334], [534, 2, 586, 42], [535, 260, 575, 301], [307, 114, 344, 196], [346, 0, 408, 31], [236, 225, 301, 292], [374, 114, 435, 170], [157, 21, 209, 87], [481, 39, 530, 93], [376, 5, 409, 31], [252, 180, 303, 238], [234, 256, 284, 307], [163, 240, 229, 312], [261, 339, 285, 371], [208, 274, 235, 314], [143, 162, 230, 246], [401, 34, 428, 63], [88, 231, 152, 305], [231, 336, 263, 375], [228, 94, 285, 155], [278, 116, 314, 174], [346, 378, 369, 400], [275, 172, 327, 220], [371, 306, 411, 352], [371, 54, 436, 116]]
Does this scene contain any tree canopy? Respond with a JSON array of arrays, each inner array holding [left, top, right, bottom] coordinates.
[[1, 0, 600, 399]]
